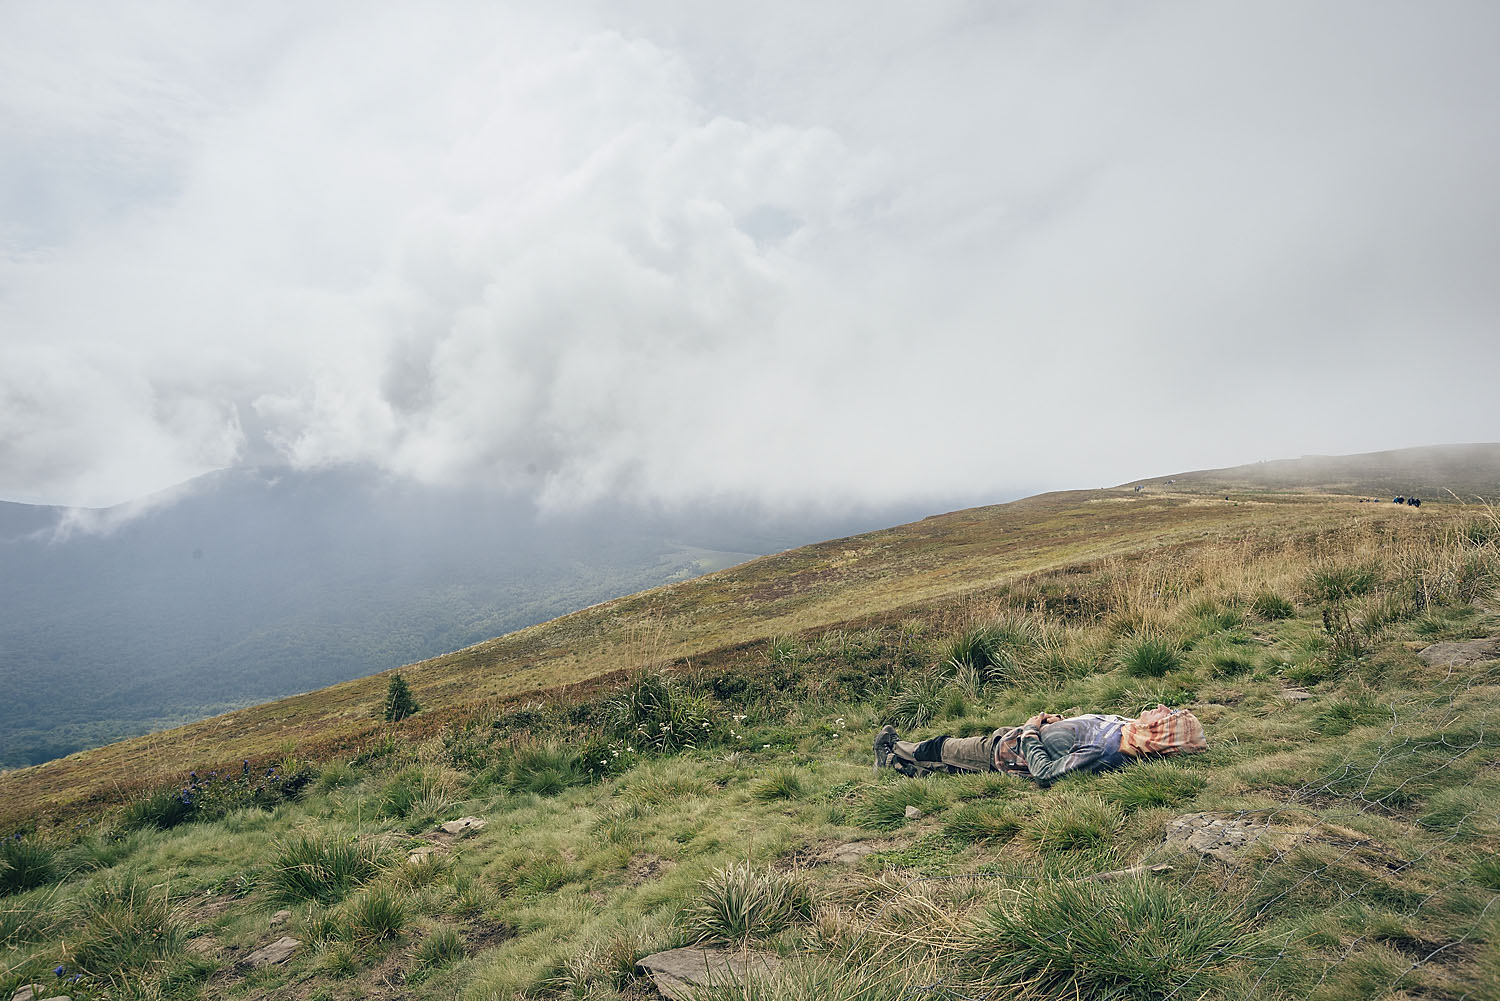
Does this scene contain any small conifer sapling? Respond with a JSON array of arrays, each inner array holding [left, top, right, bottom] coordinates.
[[384, 673, 420, 722]]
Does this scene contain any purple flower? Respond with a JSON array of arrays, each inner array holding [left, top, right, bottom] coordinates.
[[54, 965, 65, 977]]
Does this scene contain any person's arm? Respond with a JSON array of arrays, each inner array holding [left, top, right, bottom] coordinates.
[[1018, 718, 1105, 785]]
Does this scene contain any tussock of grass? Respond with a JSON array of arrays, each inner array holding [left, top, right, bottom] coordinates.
[[1251, 589, 1296, 620], [753, 767, 806, 802], [684, 861, 813, 942], [963, 877, 1248, 1000], [0, 836, 57, 896], [1304, 562, 1381, 602], [942, 801, 1028, 844], [267, 832, 386, 904], [885, 672, 949, 729], [1096, 760, 1207, 812], [854, 782, 949, 832], [68, 874, 185, 979], [1024, 796, 1123, 853], [345, 885, 406, 941], [1116, 632, 1183, 678]]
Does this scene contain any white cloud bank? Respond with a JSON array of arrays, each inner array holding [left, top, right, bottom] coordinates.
[[3, 1, 1498, 509]]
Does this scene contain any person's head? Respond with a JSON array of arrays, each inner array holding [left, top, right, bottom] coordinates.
[[1119, 704, 1206, 757]]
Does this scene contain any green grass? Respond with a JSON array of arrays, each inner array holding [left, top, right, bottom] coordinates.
[[345, 885, 407, 941], [266, 832, 386, 904], [0, 836, 57, 896], [684, 862, 814, 942], [1117, 632, 1183, 677], [963, 877, 1249, 1000], [853, 781, 950, 831]]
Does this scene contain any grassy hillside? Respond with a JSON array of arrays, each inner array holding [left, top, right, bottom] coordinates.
[[0, 487, 1414, 823], [2, 477, 1499, 1000]]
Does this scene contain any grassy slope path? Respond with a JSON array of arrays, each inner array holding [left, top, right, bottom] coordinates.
[[0, 486, 1424, 825]]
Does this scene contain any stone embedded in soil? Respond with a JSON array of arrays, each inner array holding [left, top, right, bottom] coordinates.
[[1418, 637, 1500, 668], [1279, 688, 1314, 701], [1163, 812, 1266, 862], [269, 909, 292, 928], [904, 805, 923, 820], [240, 936, 301, 968], [439, 816, 487, 837], [637, 946, 782, 1001], [824, 841, 886, 865]]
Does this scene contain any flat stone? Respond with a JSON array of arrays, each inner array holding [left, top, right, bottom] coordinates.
[[1418, 637, 1500, 668], [637, 946, 782, 1001], [439, 816, 487, 837], [1279, 688, 1314, 701], [1163, 812, 1266, 863], [904, 805, 923, 820], [240, 936, 300, 968], [408, 846, 441, 863]]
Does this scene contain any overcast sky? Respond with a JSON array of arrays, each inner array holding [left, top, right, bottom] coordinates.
[[3, 1, 1497, 511]]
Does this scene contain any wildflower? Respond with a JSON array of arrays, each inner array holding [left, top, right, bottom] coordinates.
[[54, 965, 65, 977]]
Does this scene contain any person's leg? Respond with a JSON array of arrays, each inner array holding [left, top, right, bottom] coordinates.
[[937, 734, 995, 772]]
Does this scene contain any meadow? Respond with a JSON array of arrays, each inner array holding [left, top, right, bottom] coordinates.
[[3, 486, 1498, 1000]]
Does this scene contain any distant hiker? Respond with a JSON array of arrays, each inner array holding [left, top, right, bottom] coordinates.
[[874, 705, 1205, 786], [1408, 497, 1422, 507], [1394, 496, 1405, 504]]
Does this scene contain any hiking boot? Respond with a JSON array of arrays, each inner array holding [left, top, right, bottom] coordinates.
[[873, 725, 899, 771]]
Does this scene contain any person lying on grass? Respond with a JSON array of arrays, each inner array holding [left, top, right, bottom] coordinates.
[[873, 704, 1205, 786]]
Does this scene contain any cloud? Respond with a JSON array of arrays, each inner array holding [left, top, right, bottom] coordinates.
[[3, 2, 1498, 509]]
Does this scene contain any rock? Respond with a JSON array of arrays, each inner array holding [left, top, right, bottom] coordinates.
[[240, 936, 301, 968], [439, 816, 487, 837], [904, 805, 923, 820], [9, 987, 69, 1001], [408, 846, 441, 863], [1163, 812, 1266, 863], [1279, 688, 1314, 701], [269, 908, 292, 928], [1418, 637, 1500, 669], [637, 946, 782, 1001]]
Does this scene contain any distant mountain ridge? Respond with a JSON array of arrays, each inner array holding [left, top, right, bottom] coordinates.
[[1129, 442, 1500, 500], [0, 465, 936, 768]]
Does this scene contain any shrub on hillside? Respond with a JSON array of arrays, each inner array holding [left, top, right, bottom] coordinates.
[[607, 672, 717, 753], [121, 759, 315, 831], [384, 673, 421, 721]]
